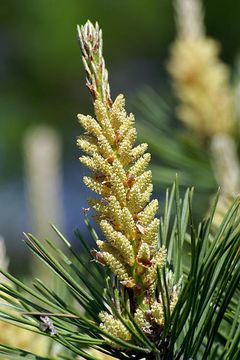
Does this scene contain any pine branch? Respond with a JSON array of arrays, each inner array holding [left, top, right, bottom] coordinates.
[[0, 19, 239, 360]]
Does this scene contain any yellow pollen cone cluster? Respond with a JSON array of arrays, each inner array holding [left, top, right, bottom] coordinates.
[[99, 312, 132, 347], [168, 0, 235, 139], [78, 94, 166, 290], [77, 21, 175, 345], [168, 38, 235, 138], [168, 0, 239, 228]]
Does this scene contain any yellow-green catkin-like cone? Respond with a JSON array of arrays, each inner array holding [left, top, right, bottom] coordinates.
[[77, 21, 166, 292], [168, 0, 240, 227], [99, 312, 132, 346], [168, 0, 235, 139], [77, 21, 176, 345]]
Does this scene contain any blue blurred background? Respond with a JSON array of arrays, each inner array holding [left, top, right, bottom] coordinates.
[[1, 0, 239, 273]]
